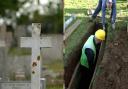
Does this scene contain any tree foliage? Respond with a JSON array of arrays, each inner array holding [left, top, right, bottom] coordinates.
[[0, 0, 19, 16], [0, 0, 63, 34]]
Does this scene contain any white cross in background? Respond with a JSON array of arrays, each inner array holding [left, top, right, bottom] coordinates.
[[20, 23, 52, 89]]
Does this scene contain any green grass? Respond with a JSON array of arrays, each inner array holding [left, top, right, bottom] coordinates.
[[43, 59, 63, 89], [8, 47, 31, 56], [64, 0, 128, 66], [64, 18, 91, 65], [47, 84, 63, 89], [9, 48, 64, 89], [64, 0, 98, 66], [44, 60, 63, 73]]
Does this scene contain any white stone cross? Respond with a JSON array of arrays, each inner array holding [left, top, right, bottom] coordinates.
[[20, 23, 52, 89]]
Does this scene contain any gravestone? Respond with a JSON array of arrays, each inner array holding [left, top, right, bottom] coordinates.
[[0, 24, 11, 80], [0, 40, 6, 80], [15, 71, 26, 80], [20, 23, 52, 89], [0, 40, 5, 47], [0, 25, 6, 47], [1, 81, 31, 89], [0, 23, 51, 89], [0, 80, 46, 89]]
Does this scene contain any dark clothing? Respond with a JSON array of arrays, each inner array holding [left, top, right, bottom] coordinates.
[[93, 37, 101, 66], [85, 48, 94, 74], [78, 65, 92, 89]]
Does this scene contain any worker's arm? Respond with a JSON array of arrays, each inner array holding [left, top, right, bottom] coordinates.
[[85, 48, 95, 72]]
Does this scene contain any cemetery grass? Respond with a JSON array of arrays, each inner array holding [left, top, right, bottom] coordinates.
[[64, 0, 97, 61], [8, 47, 31, 56], [44, 60, 63, 73], [44, 60, 63, 89], [64, 0, 128, 61]]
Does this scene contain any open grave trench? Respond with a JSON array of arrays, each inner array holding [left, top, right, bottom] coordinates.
[[64, 21, 107, 89], [90, 24, 128, 89], [64, 21, 128, 89]]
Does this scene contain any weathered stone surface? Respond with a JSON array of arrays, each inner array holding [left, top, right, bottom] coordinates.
[[20, 23, 51, 89]]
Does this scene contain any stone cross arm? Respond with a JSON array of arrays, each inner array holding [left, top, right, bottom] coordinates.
[[20, 37, 52, 48]]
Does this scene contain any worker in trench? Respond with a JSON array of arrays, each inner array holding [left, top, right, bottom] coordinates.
[[78, 29, 106, 89], [89, 0, 116, 30]]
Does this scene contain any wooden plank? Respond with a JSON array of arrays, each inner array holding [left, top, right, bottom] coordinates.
[[68, 63, 80, 89], [64, 15, 76, 30], [64, 20, 81, 41]]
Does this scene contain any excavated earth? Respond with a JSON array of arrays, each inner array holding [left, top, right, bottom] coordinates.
[[90, 26, 128, 89]]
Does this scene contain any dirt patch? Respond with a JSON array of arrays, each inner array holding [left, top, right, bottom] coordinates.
[[91, 27, 128, 89]]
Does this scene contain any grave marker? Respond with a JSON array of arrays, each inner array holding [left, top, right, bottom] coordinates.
[[1, 82, 31, 89], [20, 23, 52, 89], [0, 40, 5, 47]]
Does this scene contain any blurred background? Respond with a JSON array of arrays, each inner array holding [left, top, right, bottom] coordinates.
[[0, 0, 63, 33], [0, 0, 63, 89]]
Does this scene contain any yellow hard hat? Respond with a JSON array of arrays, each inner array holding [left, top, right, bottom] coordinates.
[[95, 29, 106, 40]]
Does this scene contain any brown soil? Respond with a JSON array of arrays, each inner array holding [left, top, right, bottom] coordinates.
[[91, 27, 128, 89]]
